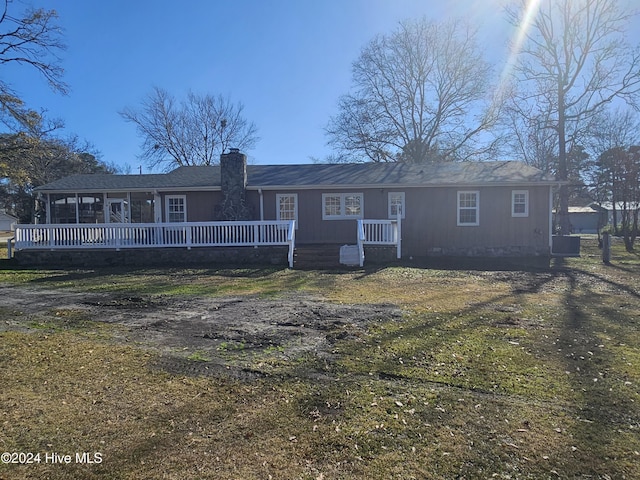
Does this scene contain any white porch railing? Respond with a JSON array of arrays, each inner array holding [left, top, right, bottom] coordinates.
[[13, 220, 297, 268], [356, 215, 402, 267]]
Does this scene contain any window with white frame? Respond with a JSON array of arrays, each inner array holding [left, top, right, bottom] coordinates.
[[322, 193, 363, 220], [276, 193, 298, 226], [457, 191, 479, 226], [512, 190, 529, 217], [388, 192, 405, 219], [344, 194, 362, 217], [166, 195, 186, 223]]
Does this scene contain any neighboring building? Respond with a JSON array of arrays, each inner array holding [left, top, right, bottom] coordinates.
[[564, 205, 607, 234], [14, 150, 558, 266], [598, 202, 640, 229], [0, 209, 18, 232], [560, 202, 640, 234]]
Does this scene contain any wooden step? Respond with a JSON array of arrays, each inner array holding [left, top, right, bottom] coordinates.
[[294, 244, 343, 269]]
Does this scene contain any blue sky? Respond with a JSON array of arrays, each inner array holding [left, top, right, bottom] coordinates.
[[2, 0, 546, 171]]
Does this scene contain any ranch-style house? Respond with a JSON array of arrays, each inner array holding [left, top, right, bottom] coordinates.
[[11, 149, 558, 267]]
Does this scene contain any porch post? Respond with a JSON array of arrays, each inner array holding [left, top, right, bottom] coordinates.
[[75, 193, 80, 224], [46, 193, 51, 224], [153, 192, 162, 223]]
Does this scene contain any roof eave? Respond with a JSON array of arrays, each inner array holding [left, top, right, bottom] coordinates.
[[247, 180, 560, 190], [35, 186, 222, 194]]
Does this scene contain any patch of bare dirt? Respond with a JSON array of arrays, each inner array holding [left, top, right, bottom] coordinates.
[[0, 285, 401, 379]]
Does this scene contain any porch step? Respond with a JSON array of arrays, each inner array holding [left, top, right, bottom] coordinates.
[[294, 244, 344, 269]]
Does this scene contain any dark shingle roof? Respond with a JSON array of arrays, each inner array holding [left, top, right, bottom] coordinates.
[[35, 161, 555, 193]]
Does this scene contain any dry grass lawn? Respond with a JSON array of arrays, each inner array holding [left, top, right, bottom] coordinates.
[[1, 236, 639, 479]]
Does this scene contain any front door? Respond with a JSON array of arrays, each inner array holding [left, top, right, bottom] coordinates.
[[106, 199, 128, 223]]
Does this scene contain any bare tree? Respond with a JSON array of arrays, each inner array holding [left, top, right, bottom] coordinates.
[[326, 17, 500, 163], [506, 0, 640, 235], [589, 109, 640, 156], [121, 87, 259, 171], [506, 110, 558, 175], [0, 0, 66, 128]]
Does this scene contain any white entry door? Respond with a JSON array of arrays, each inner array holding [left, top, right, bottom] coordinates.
[[106, 199, 128, 223]]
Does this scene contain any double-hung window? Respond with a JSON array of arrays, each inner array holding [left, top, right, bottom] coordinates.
[[512, 190, 529, 217], [457, 191, 479, 226], [276, 193, 298, 227], [166, 195, 186, 223], [322, 193, 363, 220], [388, 192, 405, 219]]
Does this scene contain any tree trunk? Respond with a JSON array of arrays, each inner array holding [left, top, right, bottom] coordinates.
[[602, 232, 611, 264], [556, 76, 571, 235]]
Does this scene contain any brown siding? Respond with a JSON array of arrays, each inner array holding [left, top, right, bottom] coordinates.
[[262, 189, 391, 244], [164, 185, 551, 257], [160, 191, 221, 222], [401, 186, 550, 256], [245, 191, 261, 220], [187, 191, 221, 221]]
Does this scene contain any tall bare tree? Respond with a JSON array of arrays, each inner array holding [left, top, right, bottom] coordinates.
[[505, 110, 558, 175], [326, 17, 499, 163], [506, 0, 640, 235], [0, 0, 66, 128], [120, 87, 259, 171]]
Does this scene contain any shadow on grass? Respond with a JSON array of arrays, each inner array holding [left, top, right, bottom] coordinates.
[[316, 254, 640, 476], [553, 267, 640, 476]]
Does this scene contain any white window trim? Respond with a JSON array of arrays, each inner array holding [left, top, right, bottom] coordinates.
[[512, 190, 529, 217], [457, 190, 479, 226], [388, 192, 406, 219], [165, 195, 187, 223], [276, 193, 298, 229], [322, 193, 364, 220]]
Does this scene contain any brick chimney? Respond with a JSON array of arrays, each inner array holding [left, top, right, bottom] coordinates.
[[219, 148, 250, 220]]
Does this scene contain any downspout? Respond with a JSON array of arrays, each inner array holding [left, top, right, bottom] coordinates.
[[396, 208, 402, 259], [258, 189, 264, 221]]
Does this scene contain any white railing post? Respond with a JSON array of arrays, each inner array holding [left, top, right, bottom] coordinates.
[[287, 220, 296, 268], [186, 225, 192, 249], [357, 219, 365, 267], [7, 237, 13, 259]]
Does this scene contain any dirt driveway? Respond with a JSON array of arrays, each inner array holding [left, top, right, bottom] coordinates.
[[0, 285, 402, 379]]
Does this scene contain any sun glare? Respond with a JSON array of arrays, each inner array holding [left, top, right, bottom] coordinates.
[[495, 0, 542, 103]]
